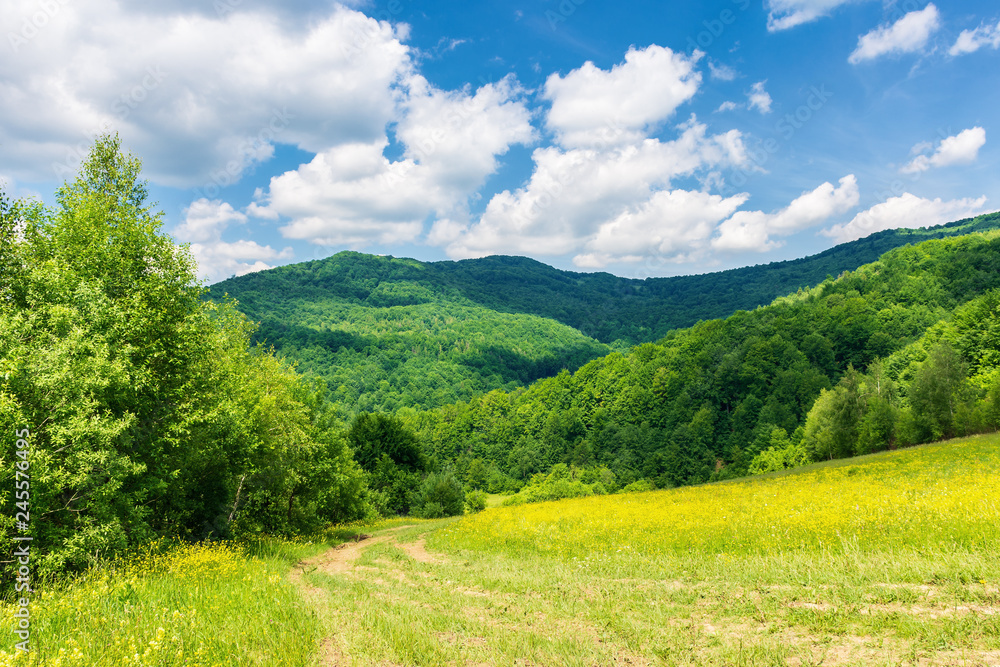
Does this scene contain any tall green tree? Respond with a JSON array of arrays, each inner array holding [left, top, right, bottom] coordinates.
[[0, 137, 367, 581], [907, 341, 971, 442], [347, 412, 427, 515]]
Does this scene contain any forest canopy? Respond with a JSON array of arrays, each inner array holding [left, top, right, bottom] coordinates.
[[212, 211, 1000, 415]]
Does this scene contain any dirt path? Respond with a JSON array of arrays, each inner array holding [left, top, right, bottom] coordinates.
[[291, 527, 422, 666]]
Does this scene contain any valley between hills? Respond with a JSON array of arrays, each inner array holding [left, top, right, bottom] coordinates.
[[2, 144, 999, 665]]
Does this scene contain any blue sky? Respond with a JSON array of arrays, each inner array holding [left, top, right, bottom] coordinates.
[[2, 0, 998, 283]]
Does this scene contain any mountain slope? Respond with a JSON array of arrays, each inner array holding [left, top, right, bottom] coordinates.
[[209, 211, 1000, 413], [409, 228, 1000, 491], [209, 258, 610, 413], [385, 213, 999, 344]]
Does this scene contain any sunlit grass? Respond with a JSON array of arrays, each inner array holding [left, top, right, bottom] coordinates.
[[434, 434, 1000, 561], [0, 538, 324, 666], [3, 436, 998, 666]]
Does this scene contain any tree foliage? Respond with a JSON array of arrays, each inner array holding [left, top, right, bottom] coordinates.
[[210, 211, 1000, 415], [394, 230, 1000, 492], [0, 136, 367, 583]]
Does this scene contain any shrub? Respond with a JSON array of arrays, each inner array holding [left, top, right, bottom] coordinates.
[[415, 471, 465, 517], [620, 479, 655, 494], [418, 502, 445, 519], [465, 490, 488, 513]]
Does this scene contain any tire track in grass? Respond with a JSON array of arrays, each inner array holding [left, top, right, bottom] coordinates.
[[290, 527, 419, 665]]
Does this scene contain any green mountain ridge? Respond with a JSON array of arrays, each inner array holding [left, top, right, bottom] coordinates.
[[404, 227, 1000, 495], [210, 212, 1000, 414]]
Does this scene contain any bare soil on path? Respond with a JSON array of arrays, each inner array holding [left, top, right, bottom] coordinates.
[[290, 527, 1000, 667]]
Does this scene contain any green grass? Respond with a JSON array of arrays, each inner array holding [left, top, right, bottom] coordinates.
[[0, 538, 329, 667], [5, 436, 999, 665], [306, 435, 1000, 665], [483, 493, 511, 508]]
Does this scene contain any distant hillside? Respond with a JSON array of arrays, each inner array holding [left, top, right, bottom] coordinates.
[[210, 211, 1000, 412], [410, 228, 1000, 493], [209, 259, 611, 413], [390, 211, 1000, 344]]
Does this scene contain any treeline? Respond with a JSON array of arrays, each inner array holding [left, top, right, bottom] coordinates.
[[396, 231, 1000, 495], [797, 290, 1000, 463], [0, 138, 369, 582], [213, 212, 1000, 415], [212, 213, 1000, 352]]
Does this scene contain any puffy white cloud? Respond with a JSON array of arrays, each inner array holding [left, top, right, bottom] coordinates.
[[253, 77, 534, 247], [446, 119, 749, 262], [849, 4, 940, 64], [713, 175, 860, 251], [173, 199, 293, 282], [900, 127, 987, 174], [542, 45, 702, 149], [823, 193, 990, 243], [0, 1, 411, 187], [715, 83, 772, 115], [173, 198, 247, 243], [766, 0, 862, 31], [575, 189, 750, 268], [395, 74, 536, 196], [747, 81, 773, 114], [950, 20, 1000, 56], [262, 140, 437, 247]]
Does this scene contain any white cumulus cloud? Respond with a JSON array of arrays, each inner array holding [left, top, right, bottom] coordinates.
[[173, 199, 293, 282], [708, 61, 738, 81], [713, 175, 860, 251], [575, 189, 750, 269], [715, 83, 772, 115], [823, 193, 990, 243], [252, 77, 535, 248], [747, 81, 773, 114], [900, 127, 987, 174], [849, 4, 941, 64], [445, 118, 749, 263], [766, 0, 863, 31], [0, 2, 411, 187], [949, 20, 1000, 56], [542, 45, 702, 149]]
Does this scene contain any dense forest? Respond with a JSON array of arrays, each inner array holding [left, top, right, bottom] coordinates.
[[394, 231, 1000, 499], [213, 265, 611, 414], [213, 212, 1000, 414]]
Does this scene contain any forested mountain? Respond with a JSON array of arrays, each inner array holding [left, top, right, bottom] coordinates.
[[400, 230, 1000, 496], [209, 256, 611, 414], [211, 212, 1000, 414]]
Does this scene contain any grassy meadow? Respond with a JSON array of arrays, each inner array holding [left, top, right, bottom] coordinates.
[[3, 435, 999, 665], [0, 538, 329, 666]]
